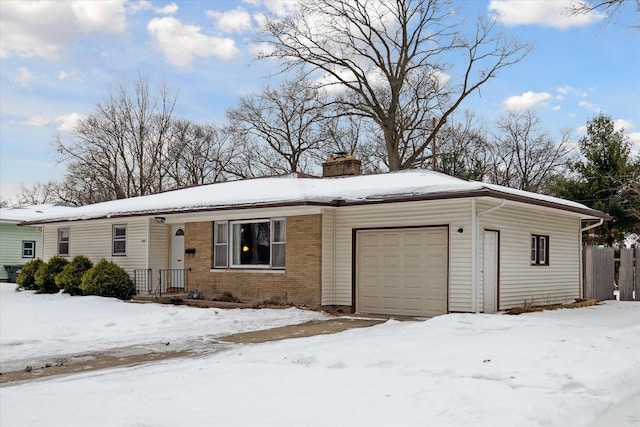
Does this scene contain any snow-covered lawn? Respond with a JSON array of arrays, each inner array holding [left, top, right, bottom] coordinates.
[[0, 283, 330, 371], [1, 283, 639, 427]]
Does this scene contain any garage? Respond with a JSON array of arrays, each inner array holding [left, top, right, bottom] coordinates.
[[356, 227, 448, 317]]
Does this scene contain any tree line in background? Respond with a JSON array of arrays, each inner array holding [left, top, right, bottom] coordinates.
[[9, 0, 640, 245]]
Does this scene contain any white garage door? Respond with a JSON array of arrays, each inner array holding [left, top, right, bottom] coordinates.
[[357, 227, 448, 317]]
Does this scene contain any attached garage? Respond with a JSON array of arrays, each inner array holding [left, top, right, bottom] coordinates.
[[356, 226, 448, 317]]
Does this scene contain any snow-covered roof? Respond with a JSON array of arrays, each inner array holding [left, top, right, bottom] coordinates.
[[20, 170, 608, 224], [0, 204, 75, 224]]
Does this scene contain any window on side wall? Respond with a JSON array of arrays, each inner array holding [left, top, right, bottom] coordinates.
[[113, 224, 127, 256], [213, 218, 285, 269], [58, 228, 69, 256], [531, 234, 549, 266], [22, 241, 35, 258]]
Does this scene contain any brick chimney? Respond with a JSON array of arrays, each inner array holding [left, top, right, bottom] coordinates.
[[322, 153, 361, 178]]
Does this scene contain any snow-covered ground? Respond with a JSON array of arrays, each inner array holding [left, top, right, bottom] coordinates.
[[1, 283, 639, 427], [0, 284, 330, 371]]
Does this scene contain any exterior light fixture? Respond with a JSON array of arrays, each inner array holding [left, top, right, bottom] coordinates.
[[155, 217, 166, 224]]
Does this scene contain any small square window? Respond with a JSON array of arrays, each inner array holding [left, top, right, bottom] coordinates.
[[22, 241, 35, 258]]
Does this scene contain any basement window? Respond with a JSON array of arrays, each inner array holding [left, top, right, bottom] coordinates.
[[213, 218, 285, 269], [531, 234, 549, 266]]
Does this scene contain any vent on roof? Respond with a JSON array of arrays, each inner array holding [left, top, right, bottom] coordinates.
[[322, 154, 361, 178]]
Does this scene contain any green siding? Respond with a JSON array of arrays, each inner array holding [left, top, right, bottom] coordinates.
[[0, 224, 43, 281]]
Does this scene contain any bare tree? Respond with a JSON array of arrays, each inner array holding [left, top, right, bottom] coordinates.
[[15, 182, 60, 205], [227, 77, 327, 176], [258, 0, 530, 170], [167, 120, 235, 187], [487, 110, 573, 193], [316, 113, 384, 173], [568, 0, 639, 24], [435, 111, 489, 180], [55, 75, 177, 200]]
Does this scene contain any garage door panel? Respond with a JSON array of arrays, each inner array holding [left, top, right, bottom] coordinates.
[[404, 232, 423, 246], [382, 274, 400, 289], [361, 234, 380, 247], [383, 254, 400, 268], [357, 227, 448, 317], [404, 254, 422, 268], [362, 254, 380, 268], [383, 234, 400, 246], [382, 297, 399, 310]]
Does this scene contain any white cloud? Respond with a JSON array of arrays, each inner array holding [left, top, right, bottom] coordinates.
[[249, 0, 298, 17], [70, 1, 126, 34], [556, 85, 587, 97], [488, 0, 605, 29], [207, 7, 252, 33], [578, 100, 601, 113], [503, 91, 552, 111], [628, 132, 640, 156], [155, 3, 178, 15], [56, 113, 84, 132], [128, 0, 152, 13], [147, 17, 239, 68], [20, 116, 49, 127], [17, 67, 35, 87], [250, 41, 276, 57], [0, 0, 126, 59], [614, 119, 634, 133]]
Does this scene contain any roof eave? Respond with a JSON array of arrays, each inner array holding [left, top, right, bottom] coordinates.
[[21, 188, 610, 225]]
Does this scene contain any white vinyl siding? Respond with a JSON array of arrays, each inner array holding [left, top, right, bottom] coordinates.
[[42, 218, 150, 275], [479, 203, 581, 310], [322, 199, 473, 312]]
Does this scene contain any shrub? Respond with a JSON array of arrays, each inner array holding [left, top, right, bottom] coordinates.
[[34, 256, 69, 294], [55, 255, 93, 295], [81, 259, 134, 300], [16, 259, 44, 290]]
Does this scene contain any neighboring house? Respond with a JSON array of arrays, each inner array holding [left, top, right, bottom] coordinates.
[[0, 204, 72, 282], [22, 157, 609, 316]]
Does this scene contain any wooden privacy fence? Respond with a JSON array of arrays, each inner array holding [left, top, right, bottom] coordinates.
[[583, 246, 638, 301]]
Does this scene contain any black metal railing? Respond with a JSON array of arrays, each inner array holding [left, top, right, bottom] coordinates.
[[133, 269, 152, 295], [158, 268, 191, 296]]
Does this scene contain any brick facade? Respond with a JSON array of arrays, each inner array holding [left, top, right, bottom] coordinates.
[[184, 214, 322, 307]]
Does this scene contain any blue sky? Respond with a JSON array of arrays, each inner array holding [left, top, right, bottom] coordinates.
[[1, 0, 639, 204]]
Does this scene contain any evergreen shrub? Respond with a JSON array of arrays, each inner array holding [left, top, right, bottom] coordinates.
[[81, 259, 134, 300], [35, 256, 69, 294], [55, 255, 93, 295], [15, 259, 44, 290]]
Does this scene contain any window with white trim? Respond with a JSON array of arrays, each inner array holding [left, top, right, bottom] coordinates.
[[22, 241, 35, 258], [213, 218, 285, 269], [58, 228, 69, 256], [112, 224, 127, 256], [531, 234, 549, 265], [213, 221, 228, 268]]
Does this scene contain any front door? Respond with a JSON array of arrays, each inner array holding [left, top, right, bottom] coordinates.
[[483, 230, 499, 313], [171, 225, 185, 288]]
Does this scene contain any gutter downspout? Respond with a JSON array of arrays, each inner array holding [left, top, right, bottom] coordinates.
[[474, 199, 506, 313], [581, 218, 604, 233], [579, 218, 604, 298]]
